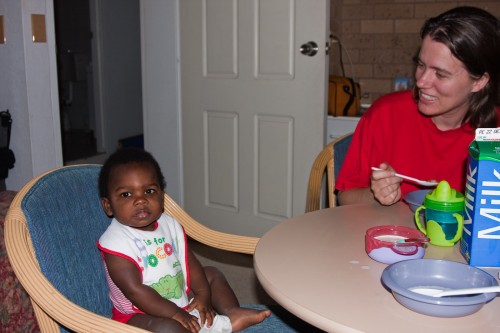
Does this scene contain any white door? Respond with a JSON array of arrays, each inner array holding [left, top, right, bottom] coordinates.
[[180, 0, 329, 236]]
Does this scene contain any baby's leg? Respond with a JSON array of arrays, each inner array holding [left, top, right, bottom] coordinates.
[[204, 266, 270, 332], [128, 313, 190, 333]]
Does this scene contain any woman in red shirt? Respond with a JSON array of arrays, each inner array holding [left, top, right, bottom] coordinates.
[[336, 6, 500, 206]]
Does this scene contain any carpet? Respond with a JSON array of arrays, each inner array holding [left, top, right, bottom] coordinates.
[[0, 190, 40, 333]]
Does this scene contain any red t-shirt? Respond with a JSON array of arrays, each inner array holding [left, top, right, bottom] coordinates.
[[335, 90, 499, 197]]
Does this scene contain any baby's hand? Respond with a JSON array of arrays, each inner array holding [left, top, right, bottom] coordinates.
[[186, 295, 216, 328], [173, 309, 201, 333]]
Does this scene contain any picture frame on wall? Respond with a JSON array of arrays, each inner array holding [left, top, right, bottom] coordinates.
[[393, 77, 413, 91]]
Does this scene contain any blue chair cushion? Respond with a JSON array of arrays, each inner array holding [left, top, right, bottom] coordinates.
[[241, 305, 325, 332], [333, 133, 353, 181], [22, 165, 111, 332]]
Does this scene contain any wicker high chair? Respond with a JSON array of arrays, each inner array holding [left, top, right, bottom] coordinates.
[[4, 164, 296, 332]]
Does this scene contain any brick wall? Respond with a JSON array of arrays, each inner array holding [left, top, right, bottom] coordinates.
[[330, 0, 500, 105]]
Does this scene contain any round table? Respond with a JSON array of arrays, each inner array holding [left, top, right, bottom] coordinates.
[[254, 202, 500, 333]]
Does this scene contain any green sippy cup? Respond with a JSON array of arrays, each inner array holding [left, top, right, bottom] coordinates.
[[414, 180, 464, 247]]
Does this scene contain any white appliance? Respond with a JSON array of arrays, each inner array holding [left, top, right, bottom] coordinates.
[[326, 116, 360, 143]]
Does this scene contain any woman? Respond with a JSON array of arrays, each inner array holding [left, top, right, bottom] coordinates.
[[336, 6, 500, 206]]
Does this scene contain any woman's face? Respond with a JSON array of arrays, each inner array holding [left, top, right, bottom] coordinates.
[[415, 36, 488, 128]]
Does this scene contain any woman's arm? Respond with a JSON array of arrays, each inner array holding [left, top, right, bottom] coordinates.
[[337, 187, 377, 205]]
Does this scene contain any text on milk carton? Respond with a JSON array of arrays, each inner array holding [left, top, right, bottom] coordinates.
[[464, 167, 500, 239]]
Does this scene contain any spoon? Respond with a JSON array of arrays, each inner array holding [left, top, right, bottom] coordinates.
[[371, 167, 438, 187], [409, 286, 500, 297], [395, 237, 430, 246]]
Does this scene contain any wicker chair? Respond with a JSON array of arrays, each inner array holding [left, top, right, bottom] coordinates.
[[4, 164, 298, 332], [305, 133, 353, 212]]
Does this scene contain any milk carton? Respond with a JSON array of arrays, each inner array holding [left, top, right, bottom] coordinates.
[[461, 128, 500, 267]]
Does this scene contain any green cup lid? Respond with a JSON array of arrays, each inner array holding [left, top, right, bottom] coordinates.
[[424, 180, 464, 211]]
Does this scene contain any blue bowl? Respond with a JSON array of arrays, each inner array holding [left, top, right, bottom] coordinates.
[[381, 259, 498, 317], [403, 190, 430, 212]]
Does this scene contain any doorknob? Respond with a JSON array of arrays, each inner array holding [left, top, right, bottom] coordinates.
[[300, 41, 318, 56]]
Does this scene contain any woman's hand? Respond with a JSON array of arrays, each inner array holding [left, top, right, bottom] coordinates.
[[370, 163, 402, 205]]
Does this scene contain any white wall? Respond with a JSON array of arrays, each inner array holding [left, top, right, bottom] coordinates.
[[140, 0, 182, 203], [2, 0, 63, 191], [2, 0, 182, 200]]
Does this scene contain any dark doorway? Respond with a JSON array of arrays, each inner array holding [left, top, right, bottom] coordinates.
[[53, 0, 98, 162]]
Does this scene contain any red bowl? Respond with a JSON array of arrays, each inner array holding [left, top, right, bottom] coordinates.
[[366, 225, 426, 264]]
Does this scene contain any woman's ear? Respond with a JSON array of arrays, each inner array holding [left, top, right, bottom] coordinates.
[[471, 72, 490, 93], [101, 197, 113, 217]]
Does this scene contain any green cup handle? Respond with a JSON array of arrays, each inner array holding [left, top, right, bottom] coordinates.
[[414, 205, 427, 235], [450, 213, 464, 243]]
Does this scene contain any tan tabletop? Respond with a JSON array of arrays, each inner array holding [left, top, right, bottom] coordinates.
[[254, 202, 500, 333]]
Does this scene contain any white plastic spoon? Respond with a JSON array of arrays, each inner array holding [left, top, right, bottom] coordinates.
[[409, 286, 500, 297], [371, 167, 438, 187]]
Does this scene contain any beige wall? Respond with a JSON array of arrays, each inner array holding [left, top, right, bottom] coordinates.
[[330, 0, 500, 105]]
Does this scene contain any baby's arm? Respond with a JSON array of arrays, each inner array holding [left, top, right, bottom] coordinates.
[[104, 252, 201, 332], [185, 249, 215, 327]]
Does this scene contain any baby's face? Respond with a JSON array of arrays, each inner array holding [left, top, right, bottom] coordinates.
[[102, 162, 163, 231]]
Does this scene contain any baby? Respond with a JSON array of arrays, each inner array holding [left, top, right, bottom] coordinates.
[[97, 147, 270, 333]]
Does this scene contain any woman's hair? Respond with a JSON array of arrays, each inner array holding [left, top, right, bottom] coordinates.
[[416, 6, 500, 128], [99, 147, 166, 198]]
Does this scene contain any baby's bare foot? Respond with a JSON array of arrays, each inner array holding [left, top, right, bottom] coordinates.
[[227, 307, 270, 332]]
